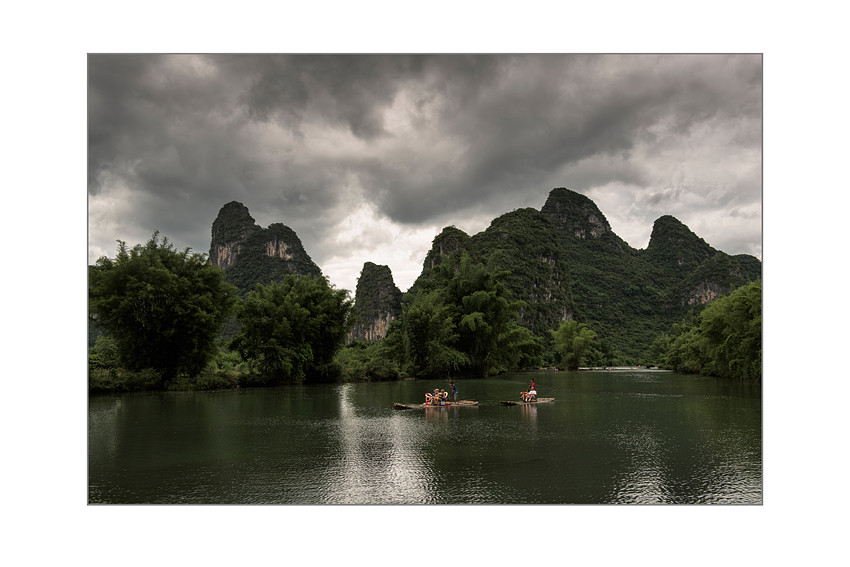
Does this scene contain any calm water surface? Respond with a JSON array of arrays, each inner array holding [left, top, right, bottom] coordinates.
[[88, 370, 762, 504]]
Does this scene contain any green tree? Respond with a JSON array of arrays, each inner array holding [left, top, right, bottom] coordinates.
[[88, 334, 119, 369], [551, 320, 598, 370], [665, 320, 705, 374], [335, 339, 403, 381], [229, 275, 354, 383], [418, 251, 536, 376], [398, 289, 469, 377], [88, 232, 238, 383], [661, 281, 761, 380], [693, 280, 761, 379]]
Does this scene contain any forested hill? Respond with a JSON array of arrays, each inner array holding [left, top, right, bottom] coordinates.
[[206, 189, 760, 362], [535, 189, 760, 359], [409, 188, 760, 361], [410, 208, 576, 339], [209, 201, 322, 293]]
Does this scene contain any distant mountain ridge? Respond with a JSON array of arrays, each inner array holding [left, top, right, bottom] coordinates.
[[208, 189, 761, 361]]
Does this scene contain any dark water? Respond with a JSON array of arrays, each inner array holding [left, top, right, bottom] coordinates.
[[88, 370, 761, 504]]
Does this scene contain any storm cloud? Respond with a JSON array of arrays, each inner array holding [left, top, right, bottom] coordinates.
[[88, 54, 762, 292]]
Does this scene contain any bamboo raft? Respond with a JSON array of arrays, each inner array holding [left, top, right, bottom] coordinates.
[[500, 398, 555, 405], [393, 400, 479, 410]]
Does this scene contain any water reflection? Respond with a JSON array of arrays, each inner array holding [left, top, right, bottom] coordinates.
[[329, 383, 434, 504], [607, 421, 673, 503], [88, 398, 122, 462], [88, 398, 123, 502], [424, 407, 450, 424], [520, 404, 538, 442]]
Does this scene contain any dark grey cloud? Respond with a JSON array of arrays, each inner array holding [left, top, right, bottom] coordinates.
[[240, 55, 433, 139], [358, 54, 761, 224], [88, 54, 762, 291]]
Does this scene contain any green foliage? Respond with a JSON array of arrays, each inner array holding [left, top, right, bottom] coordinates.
[[733, 254, 762, 281], [210, 201, 259, 247], [89, 350, 245, 392], [153, 189, 763, 385], [470, 208, 575, 341], [335, 339, 405, 381], [538, 190, 761, 363], [662, 281, 762, 380], [449, 255, 533, 376], [551, 320, 598, 370], [398, 288, 469, 377], [222, 237, 323, 294], [88, 367, 163, 393], [416, 226, 474, 281], [669, 252, 752, 307], [229, 274, 354, 384], [643, 215, 717, 285], [88, 334, 119, 369], [88, 232, 238, 383], [398, 251, 538, 377]]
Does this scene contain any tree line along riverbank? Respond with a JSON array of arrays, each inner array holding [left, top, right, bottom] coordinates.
[[89, 232, 761, 393]]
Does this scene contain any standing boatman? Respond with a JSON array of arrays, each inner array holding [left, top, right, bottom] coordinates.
[[450, 382, 458, 402]]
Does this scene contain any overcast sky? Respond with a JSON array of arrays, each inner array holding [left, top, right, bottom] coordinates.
[[11, 1, 850, 557], [88, 54, 762, 293]]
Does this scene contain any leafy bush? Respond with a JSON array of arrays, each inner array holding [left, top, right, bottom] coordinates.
[[88, 231, 238, 383], [88, 367, 163, 392], [551, 320, 598, 370], [336, 341, 403, 381], [229, 275, 354, 384], [662, 280, 761, 380]]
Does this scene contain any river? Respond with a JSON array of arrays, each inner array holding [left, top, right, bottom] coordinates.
[[88, 369, 761, 504]]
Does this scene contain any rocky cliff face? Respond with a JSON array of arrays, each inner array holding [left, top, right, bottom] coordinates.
[[349, 262, 402, 342], [673, 251, 752, 308], [209, 201, 322, 293], [210, 201, 259, 270], [212, 241, 243, 270], [684, 282, 724, 306]]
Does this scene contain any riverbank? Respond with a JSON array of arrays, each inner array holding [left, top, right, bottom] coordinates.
[[88, 364, 407, 393], [88, 363, 697, 393], [88, 364, 536, 393], [578, 366, 664, 370], [88, 367, 240, 393]]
